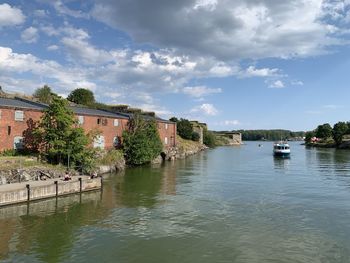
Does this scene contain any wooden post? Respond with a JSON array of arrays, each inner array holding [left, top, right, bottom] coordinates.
[[26, 184, 30, 202], [79, 177, 82, 193], [54, 181, 58, 197]]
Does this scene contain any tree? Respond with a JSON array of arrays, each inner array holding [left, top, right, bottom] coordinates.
[[315, 123, 332, 139], [191, 132, 200, 142], [33, 85, 56, 104], [332, 122, 348, 145], [67, 88, 95, 106], [169, 117, 178, 123], [34, 96, 91, 168], [304, 131, 315, 143], [123, 114, 163, 165], [176, 118, 193, 140], [203, 129, 216, 147]]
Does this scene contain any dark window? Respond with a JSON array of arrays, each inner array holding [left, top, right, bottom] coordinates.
[[7, 126, 11, 135], [102, 118, 108, 126], [97, 118, 101, 125]]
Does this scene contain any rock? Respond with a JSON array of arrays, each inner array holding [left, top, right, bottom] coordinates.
[[152, 155, 163, 164], [21, 171, 31, 181]]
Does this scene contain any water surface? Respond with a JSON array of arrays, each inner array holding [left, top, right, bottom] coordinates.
[[1, 142, 350, 262]]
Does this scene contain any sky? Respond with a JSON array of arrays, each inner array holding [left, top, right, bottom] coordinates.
[[1, 0, 350, 131]]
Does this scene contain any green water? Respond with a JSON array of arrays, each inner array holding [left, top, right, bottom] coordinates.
[[1, 142, 350, 262]]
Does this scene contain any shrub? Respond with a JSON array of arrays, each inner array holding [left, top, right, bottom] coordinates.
[[203, 130, 216, 147], [123, 114, 163, 165], [191, 132, 200, 142]]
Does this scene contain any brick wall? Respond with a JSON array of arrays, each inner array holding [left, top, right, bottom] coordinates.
[[0, 108, 43, 150], [76, 114, 129, 149], [0, 106, 177, 151], [158, 122, 177, 149]]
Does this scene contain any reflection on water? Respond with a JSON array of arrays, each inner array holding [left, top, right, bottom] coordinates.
[[1, 143, 350, 262], [273, 156, 291, 170]]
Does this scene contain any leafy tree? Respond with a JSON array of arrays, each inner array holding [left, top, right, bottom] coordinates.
[[33, 85, 56, 104], [34, 96, 92, 169], [191, 132, 200, 142], [169, 117, 178, 123], [332, 122, 348, 145], [304, 131, 315, 143], [315, 123, 332, 139], [236, 129, 305, 141], [123, 114, 163, 165], [176, 118, 193, 140], [203, 129, 216, 147], [67, 88, 95, 106]]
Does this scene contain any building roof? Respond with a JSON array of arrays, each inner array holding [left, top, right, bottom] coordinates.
[[70, 106, 128, 119], [0, 97, 47, 110], [119, 112, 175, 124], [0, 97, 173, 122]]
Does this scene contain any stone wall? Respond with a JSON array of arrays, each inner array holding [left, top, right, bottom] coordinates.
[[0, 176, 101, 207]]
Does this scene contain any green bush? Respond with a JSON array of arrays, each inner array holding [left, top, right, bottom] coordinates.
[[176, 118, 193, 140], [123, 114, 163, 165], [191, 132, 200, 142], [98, 149, 124, 165], [203, 130, 216, 147], [0, 149, 18, 156]]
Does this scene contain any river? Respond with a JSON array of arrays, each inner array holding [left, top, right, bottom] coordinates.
[[1, 141, 350, 262]]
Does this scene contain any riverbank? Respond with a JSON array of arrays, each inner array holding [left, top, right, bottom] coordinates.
[[305, 138, 350, 149], [0, 136, 207, 185]]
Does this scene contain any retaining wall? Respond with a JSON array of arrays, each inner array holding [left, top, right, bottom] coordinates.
[[0, 176, 101, 207]]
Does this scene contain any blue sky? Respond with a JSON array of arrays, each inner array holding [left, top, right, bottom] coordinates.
[[1, 0, 350, 131]]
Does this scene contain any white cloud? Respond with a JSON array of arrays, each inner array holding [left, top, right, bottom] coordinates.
[[92, 0, 346, 61], [305, 110, 322, 114], [291, 80, 304, 86], [183, 86, 222, 98], [242, 66, 280, 78], [0, 46, 95, 94], [34, 9, 49, 18], [323, 104, 343, 109], [191, 103, 219, 116], [0, 3, 25, 27], [138, 104, 172, 117], [21, 27, 39, 43], [61, 36, 112, 64], [47, 45, 59, 51], [269, 80, 285, 88], [223, 120, 240, 126], [53, 0, 89, 19]]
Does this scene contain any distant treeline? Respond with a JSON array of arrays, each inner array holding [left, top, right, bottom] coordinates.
[[232, 129, 305, 141]]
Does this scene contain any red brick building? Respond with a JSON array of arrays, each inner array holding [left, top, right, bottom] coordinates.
[[0, 97, 176, 152]]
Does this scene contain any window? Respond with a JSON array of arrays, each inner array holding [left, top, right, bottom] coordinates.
[[113, 136, 120, 147], [15, 110, 24, 121], [102, 118, 108, 126], [7, 126, 11, 135], [0, 110, 2, 119], [97, 118, 108, 126], [165, 123, 168, 130], [165, 137, 168, 145], [14, 136, 24, 150], [93, 136, 105, 149], [113, 119, 119, 127], [78, 116, 84, 125]]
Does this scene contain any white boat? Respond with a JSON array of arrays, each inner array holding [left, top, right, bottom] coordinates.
[[273, 141, 290, 157]]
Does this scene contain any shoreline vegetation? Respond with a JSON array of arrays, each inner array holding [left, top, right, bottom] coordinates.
[[0, 87, 210, 185], [305, 122, 350, 149]]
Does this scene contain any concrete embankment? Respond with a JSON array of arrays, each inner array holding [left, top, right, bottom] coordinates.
[[0, 176, 101, 207]]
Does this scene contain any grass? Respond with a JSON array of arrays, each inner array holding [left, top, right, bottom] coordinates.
[[0, 156, 66, 171], [176, 135, 202, 151]]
